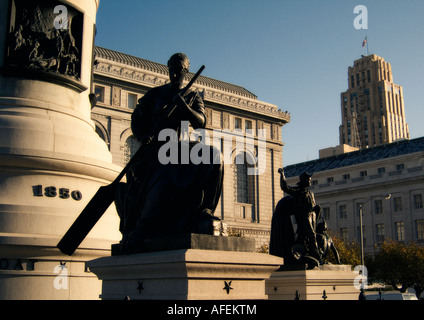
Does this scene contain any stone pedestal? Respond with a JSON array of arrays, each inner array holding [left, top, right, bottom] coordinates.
[[0, 0, 121, 299], [87, 235, 284, 300], [265, 265, 360, 300]]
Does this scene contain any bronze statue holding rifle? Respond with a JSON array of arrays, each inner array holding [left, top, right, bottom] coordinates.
[[116, 53, 223, 253], [58, 53, 223, 256]]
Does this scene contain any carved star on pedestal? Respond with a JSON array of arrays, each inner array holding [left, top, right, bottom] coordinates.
[[223, 281, 233, 294]]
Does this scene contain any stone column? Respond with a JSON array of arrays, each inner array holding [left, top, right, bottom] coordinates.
[[0, 0, 122, 299]]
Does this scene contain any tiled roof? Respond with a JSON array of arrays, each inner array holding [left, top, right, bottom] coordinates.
[[94, 46, 257, 99], [284, 137, 424, 178]]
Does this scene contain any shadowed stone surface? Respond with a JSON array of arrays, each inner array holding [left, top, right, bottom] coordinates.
[[112, 233, 256, 255]]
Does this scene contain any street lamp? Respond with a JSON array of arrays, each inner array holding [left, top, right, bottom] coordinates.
[[358, 193, 391, 267]]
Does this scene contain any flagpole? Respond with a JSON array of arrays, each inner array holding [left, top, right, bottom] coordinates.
[[366, 36, 369, 55], [362, 36, 369, 56]]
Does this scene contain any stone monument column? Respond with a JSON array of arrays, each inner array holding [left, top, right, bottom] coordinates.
[[0, 0, 121, 299]]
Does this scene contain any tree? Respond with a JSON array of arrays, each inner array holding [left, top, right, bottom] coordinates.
[[408, 242, 424, 298], [325, 234, 362, 266], [368, 240, 424, 298]]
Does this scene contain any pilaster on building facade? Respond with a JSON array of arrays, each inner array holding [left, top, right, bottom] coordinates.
[[340, 54, 409, 150], [91, 46, 290, 250]]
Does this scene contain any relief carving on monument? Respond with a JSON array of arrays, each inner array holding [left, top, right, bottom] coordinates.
[[205, 108, 212, 127], [94, 62, 168, 88], [222, 112, 230, 130], [4, 0, 83, 86], [112, 86, 121, 106]]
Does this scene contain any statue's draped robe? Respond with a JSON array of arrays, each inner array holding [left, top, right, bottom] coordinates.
[[269, 195, 297, 265], [270, 183, 320, 264], [115, 84, 223, 252]]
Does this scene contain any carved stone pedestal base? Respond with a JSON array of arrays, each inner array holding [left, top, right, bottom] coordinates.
[[87, 238, 283, 300], [265, 264, 360, 300]]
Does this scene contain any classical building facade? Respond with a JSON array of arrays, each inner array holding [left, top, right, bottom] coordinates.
[[339, 54, 409, 150], [91, 46, 290, 249], [284, 137, 424, 255]]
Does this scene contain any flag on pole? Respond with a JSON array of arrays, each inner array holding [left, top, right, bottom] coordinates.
[[362, 36, 368, 48]]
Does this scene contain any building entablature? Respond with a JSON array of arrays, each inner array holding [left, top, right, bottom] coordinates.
[[308, 163, 423, 197], [93, 47, 290, 124], [284, 137, 424, 195]]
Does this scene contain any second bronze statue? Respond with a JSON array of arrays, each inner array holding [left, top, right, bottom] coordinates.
[[270, 169, 339, 269]]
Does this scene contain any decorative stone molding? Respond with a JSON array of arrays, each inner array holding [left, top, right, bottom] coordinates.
[[95, 60, 168, 88], [93, 59, 290, 123], [230, 227, 271, 238], [203, 89, 289, 121]]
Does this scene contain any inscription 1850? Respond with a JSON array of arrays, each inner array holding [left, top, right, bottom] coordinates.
[[32, 185, 82, 201]]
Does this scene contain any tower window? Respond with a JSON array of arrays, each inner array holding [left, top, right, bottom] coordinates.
[[376, 224, 385, 243], [235, 117, 242, 131], [414, 194, 423, 210], [395, 222, 405, 241], [128, 93, 137, 109], [95, 86, 105, 103], [339, 205, 347, 219], [393, 197, 403, 212], [233, 153, 254, 205], [245, 120, 253, 133]]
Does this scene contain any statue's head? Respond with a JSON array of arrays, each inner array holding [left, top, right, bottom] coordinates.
[[297, 172, 312, 187], [168, 53, 190, 89]]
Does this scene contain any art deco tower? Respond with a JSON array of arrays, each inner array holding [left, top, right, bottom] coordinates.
[[339, 54, 409, 149]]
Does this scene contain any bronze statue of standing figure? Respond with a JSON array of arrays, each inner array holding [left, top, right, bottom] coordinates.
[[270, 169, 323, 269], [115, 53, 224, 253]]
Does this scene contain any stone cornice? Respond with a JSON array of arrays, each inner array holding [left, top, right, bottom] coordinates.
[[94, 58, 168, 88], [201, 87, 290, 122], [93, 57, 290, 123]]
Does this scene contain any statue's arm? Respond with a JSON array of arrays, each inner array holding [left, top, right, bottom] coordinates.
[[279, 169, 296, 195], [174, 90, 205, 129]]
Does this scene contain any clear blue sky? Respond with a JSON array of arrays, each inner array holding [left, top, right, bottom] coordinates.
[[95, 0, 424, 166]]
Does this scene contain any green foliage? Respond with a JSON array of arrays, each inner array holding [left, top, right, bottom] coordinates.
[[325, 234, 362, 266], [367, 240, 424, 298], [258, 243, 269, 254], [227, 227, 242, 237]]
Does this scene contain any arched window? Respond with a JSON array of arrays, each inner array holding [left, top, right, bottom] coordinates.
[[94, 123, 110, 150], [234, 155, 248, 203], [233, 153, 255, 204], [233, 152, 257, 222], [123, 135, 140, 164], [96, 126, 106, 140]]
